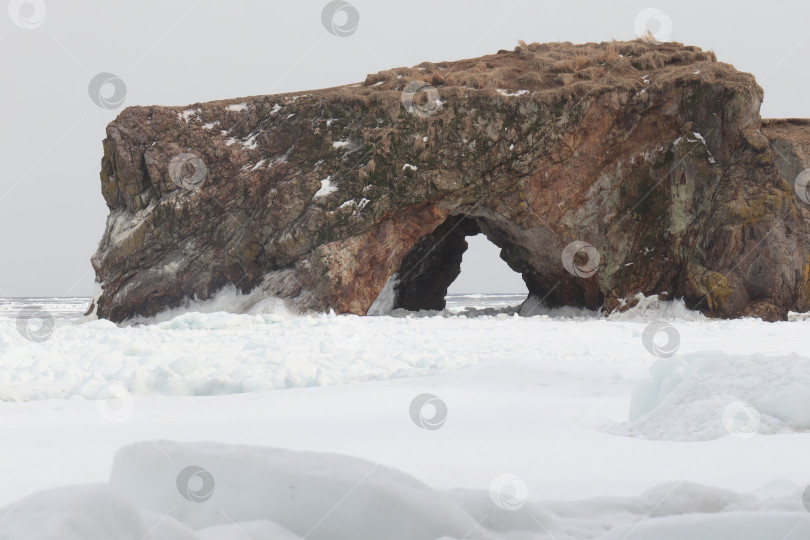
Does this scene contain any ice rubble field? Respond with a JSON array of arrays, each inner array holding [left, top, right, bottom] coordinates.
[[1, 294, 810, 539]]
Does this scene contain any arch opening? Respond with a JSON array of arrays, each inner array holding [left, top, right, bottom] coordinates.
[[389, 213, 604, 313], [393, 215, 479, 312], [447, 234, 529, 295]]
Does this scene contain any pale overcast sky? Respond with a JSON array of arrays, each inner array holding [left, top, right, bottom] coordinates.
[[2, 0, 809, 297]]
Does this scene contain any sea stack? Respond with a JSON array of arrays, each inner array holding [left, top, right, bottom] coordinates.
[[90, 40, 810, 322]]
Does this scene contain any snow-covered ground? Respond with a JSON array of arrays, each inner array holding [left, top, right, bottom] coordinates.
[[1, 294, 809, 539]]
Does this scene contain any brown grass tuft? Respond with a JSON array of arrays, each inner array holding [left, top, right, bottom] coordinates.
[[364, 72, 390, 87], [555, 73, 575, 86], [330, 40, 753, 109]]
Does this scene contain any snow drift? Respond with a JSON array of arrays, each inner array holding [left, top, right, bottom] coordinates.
[[3, 441, 810, 540], [611, 352, 810, 441]]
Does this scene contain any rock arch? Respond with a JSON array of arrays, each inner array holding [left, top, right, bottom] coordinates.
[[90, 41, 810, 322]]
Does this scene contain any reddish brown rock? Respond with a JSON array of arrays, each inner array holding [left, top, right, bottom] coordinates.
[[90, 40, 810, 322]]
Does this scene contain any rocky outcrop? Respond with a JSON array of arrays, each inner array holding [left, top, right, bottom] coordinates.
[[90, 40, 810, 322]]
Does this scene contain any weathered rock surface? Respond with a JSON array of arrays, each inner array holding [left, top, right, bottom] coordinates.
[[91, 40, 810, 322]]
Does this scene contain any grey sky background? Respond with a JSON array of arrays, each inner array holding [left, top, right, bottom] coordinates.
[[2, 0, 809, 297]]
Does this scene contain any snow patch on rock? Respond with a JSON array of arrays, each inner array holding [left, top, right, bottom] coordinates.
[[313, 177, 337, 199], [368, 274, 399, 316]]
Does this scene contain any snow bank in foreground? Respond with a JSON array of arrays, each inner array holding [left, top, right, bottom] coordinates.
[[599, 511, 810, 540], [110, 441, 480, 540], [609, 352, 810, 441], [2, 441, 809, 540]]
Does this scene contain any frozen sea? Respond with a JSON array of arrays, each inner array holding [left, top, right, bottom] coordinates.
[[0, 297, 89, 320], [1, 294, 809, 539]]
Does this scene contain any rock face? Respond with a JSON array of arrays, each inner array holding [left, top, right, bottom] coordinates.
[[91, 40, 810, 322]]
